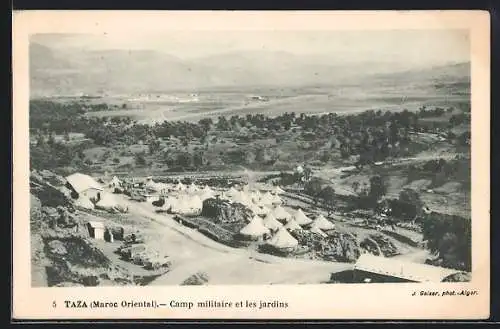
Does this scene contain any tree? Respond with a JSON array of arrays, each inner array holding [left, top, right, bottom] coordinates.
[[399, 188, 423, 212], [369, 175, 387, 201], [303, 166, 313, 182], [422, 213, 471, 271], [135, 154, 147, 166], [319, 186, 336, 210], [304, 178, 322, 200], [193, 152, 204, 168], [340, 143, 350, 159], [177, 152, 193, 168], [149, 139, 161, 155]]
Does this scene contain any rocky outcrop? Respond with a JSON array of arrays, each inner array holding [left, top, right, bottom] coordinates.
[[181, 272, 209, 285], [30, 170, 73, 208], [201, 198, 253, 224], [441, 272, 471, 282], [320, 233, 361, 263]]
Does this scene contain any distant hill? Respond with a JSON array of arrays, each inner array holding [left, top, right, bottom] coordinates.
[[29, 43, 470, 96]]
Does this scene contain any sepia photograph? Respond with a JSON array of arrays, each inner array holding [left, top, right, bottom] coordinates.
[[13, 10, 490, 320]]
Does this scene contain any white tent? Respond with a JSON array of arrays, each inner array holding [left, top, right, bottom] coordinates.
[[175, 182, 186, 191], [267, 227, 298, 249], [284, 218, 302, 231], [273, 206, 291, 221], [227, 187, 239, 197], [311, 214, 335, 230], [254, 205, 270, 216], [233, 191, 253, 207], [189, 195, 204, 211], [271, 193, 283, 205], [161, 196, 178, 212], [293, 208, 313, 226], [310, 226, 328, 238], [199, 190, 214, 201], [260, 192, 274, 206], [262, 213, 283, 231], [187, 182, 199, 194], [95, 192, 128, 213], [239, 216, 270, 238], [251, 190, 262, 203], [202, 185, 214, 194]]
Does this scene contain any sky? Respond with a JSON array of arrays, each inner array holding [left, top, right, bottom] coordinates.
[[31, 29, 470, 67]]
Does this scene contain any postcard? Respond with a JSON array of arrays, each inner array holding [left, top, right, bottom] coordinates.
[[12, 10, 490, 320]]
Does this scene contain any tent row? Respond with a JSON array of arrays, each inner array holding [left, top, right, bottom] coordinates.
[[238, 209, 336, 250], [157, 195, 205, 215]]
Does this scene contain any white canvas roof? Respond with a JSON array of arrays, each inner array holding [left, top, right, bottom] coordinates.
[[233, 191, 253, 206], [254, 205, 270, 216], [75, 195, 94, 210], [239, 216, 270, 237], [187, 183, 199, 194], [262, 213, 283, 230], [293, 208, 313, 226], [199, 190, 214, 201], [66, 173, 103, 194], [271, 193, 283, 205], [189, 195, 203, 209], [162, 196, 178, 210], [310, 226, 327, 238], [260, 191, 274, 206], [284, 218, 302, 231], [354, 254, 463, 283], [267, 227, 298, 249], [273, 206, 291, 220], [227, 187, 239, 197], [88, 221, 105, 229], [311, 214, 335, 230], [145, 179, 161, 191], [96, 192, 118, 207]]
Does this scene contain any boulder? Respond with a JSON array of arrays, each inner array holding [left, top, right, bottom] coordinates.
[[321, 233, 360, 263], [441, 272, 471, 282], [340, 235, 360, 262], [80, 275, 100, 286], [30, 170, 73, 208], [181, 272, 209, 285], [30, 194, 43, 221], [201, 198, 253, 224], [48, 240, 68, 256]]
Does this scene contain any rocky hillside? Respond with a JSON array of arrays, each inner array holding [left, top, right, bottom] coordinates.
[[30, 170, 137, 287]]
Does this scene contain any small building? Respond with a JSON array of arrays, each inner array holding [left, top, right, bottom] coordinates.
[[86, 221, 105, 240], [65, 173, 103, 200], [352, 254, 463, 283]]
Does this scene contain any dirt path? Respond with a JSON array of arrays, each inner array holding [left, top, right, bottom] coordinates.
[[114, 194, 352, 285], [391, 249, 431, 263]]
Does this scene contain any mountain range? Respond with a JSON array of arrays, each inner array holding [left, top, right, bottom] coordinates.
[[29, 42, 470, 96]]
